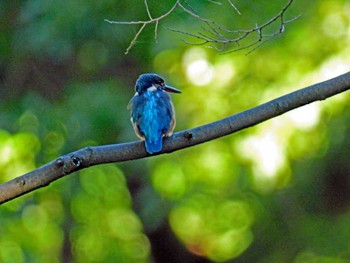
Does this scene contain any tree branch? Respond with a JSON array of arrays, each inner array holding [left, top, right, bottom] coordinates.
[[1, 72, 350, 204]]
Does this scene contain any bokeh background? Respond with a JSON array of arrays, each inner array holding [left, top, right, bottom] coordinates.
[[1, 0, 350, 262]]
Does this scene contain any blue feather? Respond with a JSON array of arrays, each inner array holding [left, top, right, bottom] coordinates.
[[129, 90, 174, 154]]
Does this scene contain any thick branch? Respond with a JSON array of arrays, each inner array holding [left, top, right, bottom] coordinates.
[[1, 72, 350, 204]]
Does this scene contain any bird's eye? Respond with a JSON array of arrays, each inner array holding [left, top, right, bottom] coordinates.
[[154, 82, 164, 88]]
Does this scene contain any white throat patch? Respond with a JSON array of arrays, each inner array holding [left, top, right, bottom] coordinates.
[[147, 85, 157, 92]]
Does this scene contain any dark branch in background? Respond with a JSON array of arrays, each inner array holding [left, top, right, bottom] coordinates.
[[105, 0, 298, 54], [1, 72, 350, 205]]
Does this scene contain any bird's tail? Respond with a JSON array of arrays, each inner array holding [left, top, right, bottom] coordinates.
[[145, 137, 163, 154]]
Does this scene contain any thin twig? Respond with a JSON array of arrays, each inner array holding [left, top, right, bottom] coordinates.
[[227, 0, 241, 15], [125, 23, 146, 55], [144, 0, 153, 20], [105, 0, 297, 54], [207, 0, 222, 5], [154, 20, 159, 42], [172, 0, 298, 54], [105, 0, 180, 54]]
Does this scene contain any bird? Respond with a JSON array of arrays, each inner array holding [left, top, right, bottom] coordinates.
[[128, 73, 181, 154]]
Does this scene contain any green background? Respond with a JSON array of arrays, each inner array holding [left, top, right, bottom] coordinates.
[[1, 0, 350, 262]]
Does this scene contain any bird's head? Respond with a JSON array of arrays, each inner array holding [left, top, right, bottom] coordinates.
[[135, 73, 181, 94]]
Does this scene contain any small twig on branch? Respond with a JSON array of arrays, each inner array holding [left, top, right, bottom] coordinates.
[[168, 0, 299, 54], [105, 0, 180, 54], [144, 0, 153, 20], [1, 71, 350, 205], [105, 0, 297, 54], [227, 0, 241, 15]]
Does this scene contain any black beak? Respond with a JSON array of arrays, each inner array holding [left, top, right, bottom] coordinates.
[[164, 85, 182, 94]]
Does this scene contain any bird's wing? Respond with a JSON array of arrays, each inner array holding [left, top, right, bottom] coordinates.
[[128, 95, 146, 139]]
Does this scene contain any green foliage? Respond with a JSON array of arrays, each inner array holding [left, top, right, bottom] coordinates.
[[170, 195, 253, 261], [0, 131, 40, 182], [70, 165, 149, 262], [1, 0, 350, 262]]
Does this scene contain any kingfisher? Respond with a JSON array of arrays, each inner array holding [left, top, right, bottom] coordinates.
[[128, 73, 181, 154]]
